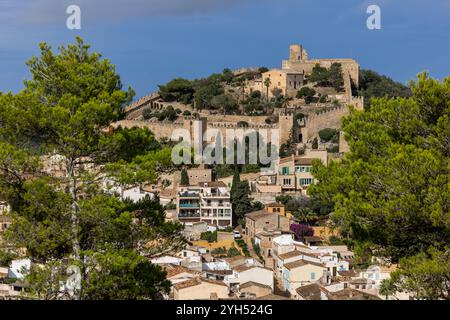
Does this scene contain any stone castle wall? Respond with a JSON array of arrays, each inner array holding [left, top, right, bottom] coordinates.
[[301, 105, 351, 142]]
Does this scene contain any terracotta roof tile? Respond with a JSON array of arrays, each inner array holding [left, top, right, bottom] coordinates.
[[284, 259, 325, 270]]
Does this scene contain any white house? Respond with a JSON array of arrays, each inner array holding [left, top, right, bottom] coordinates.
[[150, 255, 183, 266], [8, 258, 32, 280], [225, 265, 274, 290]]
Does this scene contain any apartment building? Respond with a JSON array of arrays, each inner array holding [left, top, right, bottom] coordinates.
[[176, 182, 232, 227], [276, 149, 328, 195]]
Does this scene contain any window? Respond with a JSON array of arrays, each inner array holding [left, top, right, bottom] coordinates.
[[299, 178, 313, 186], [311, 272, 316, 280], [282, 167, 289, 175]]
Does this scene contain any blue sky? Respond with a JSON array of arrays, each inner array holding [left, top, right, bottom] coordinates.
[[0, 0, 449, 99]]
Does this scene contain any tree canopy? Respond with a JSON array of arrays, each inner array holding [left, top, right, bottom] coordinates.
[[357, 69, 412, 108], [0, 37, 185, 299], [309, 73, 450, 299]]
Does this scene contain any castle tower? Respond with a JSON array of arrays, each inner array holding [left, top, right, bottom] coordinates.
[[289, 44, 308, 63], [289, 44, 302, 63]]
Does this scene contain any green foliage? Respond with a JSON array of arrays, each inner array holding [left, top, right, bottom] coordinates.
[[296, 87, 316, 104], [318, 128, 339, 143], [0, 250, 17, 267], [191, 73, 226, 110], [358, 69, 412, 108], [252, 201, 264, 211], [143, 106, 178, 122], [81, 249, 170, 300], [235, 239, 250, 256], [26, 249, 171, 300], [0, 38, 185, 300], [180, 169, 190, 186], [142, 108, 153, 120], [230, 171, 253, 226], [326, 145, 340, 153], [328, 236, 345, 245], [158, 78, 194, 104], [312, 137, 318, 149], [379, 278, 397, 300], [200, 231, 218, 243], [227, 246, 241, 257], [210, 94, 238, 113], [280, 128, 297, 158], [389, 247, 450, 300], [308, 64, 329, 86], [222, 68, 234, 84], [328, 63, 344, 91], [308, 63, 344, 91], [99, 126, 161, 162], [309, 73, 450, 265], [275, 195, 293, 206]]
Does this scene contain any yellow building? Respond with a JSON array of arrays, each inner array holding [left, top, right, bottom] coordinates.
[[281, 260, 326, 297], [173, 278, 229, 300]]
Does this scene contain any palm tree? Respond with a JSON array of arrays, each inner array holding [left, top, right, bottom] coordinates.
[[295, 207, 318, 224], [264, 77, 271, 103]]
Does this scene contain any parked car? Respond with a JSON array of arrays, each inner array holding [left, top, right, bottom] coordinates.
[[233, 231, 241, 239]]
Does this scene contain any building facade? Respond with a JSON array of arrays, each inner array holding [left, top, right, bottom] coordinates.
[[177, 182, 232, 227]]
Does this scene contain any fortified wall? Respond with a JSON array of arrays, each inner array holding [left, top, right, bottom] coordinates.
[[300, 96, 363, 143], [117, 95, 363, 147]]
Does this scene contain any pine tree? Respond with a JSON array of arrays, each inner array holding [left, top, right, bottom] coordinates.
[[0, 37, 185, 300], [180, 169, 190, 186], [230, 169, 253, 226]]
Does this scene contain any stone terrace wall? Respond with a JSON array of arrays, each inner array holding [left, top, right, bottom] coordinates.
[[110, 120, 184, 141], [302, 105, 350, 142]]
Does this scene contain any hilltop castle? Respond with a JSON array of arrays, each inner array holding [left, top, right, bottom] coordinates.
[[118, 44, 364, 151], [248, 44, 360, 100]]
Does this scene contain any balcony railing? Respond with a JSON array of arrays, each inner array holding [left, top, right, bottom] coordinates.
[[179, 203, 200, 208], [202, 193, 230, 198], [179, 192, 199, 198], [178, 213, 200, 218]]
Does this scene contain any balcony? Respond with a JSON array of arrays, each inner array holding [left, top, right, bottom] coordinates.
[[179, 203, 200, 208], [201, 202, 232, 208], [202, 192, 230, 198], [178, 213, 200, 218], [179, 192, 199, 198]]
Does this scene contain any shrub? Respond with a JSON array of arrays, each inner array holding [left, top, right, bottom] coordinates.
[[296, 87, 316, 104], [290, 223, 314, 242], [143, 108, 153, 120], [227, 246, 241, 257], [312, 137, 318, 149], [319, 128, 339, 143], [327, 145, 340, 153], [200, 231, 217, 243]]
